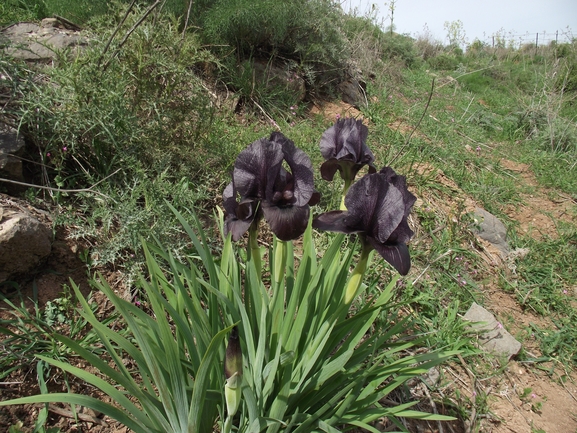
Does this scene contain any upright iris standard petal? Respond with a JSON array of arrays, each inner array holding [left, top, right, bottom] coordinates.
[[233, 137, 284, 200], [313, 166, 416, 275], [223, 132, 318, 241], [319, 117, 376, 182], [271, 132, 315, 206]]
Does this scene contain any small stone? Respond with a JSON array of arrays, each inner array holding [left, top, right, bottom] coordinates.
[[473, 208, 510, 255], [422, 367, 440, 387], [463, 302, 521, 361]]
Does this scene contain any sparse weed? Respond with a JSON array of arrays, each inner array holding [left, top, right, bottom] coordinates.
[[0, 284, 104, 379]]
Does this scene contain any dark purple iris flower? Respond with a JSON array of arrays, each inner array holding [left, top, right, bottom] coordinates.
[[319, 117, 377, 184], [223, 132, 319, 242], [313, 166, 416, 275]]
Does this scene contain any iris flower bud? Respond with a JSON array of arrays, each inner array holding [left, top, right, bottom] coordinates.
[[224, 326, 243, 417]]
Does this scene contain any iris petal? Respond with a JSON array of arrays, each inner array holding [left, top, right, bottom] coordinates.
[[233, 137, 284, 199], [223, 183, 259, 241], [262, 202, 310, 241], [320, 159, 340, 181], [366, 237, 411, 276], [223, 182, 237, 216], [313, 210, 359, 234], [314, 166, 416, 275], [271, 132, 315, 206], [319, 117, 375, 183]]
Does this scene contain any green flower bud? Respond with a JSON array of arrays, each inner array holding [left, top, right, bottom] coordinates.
[[224, 326, 242, 417]]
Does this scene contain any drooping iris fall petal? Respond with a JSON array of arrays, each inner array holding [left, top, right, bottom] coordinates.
[[223, 182, 259, 242], [319, 117, 376, 183], [313, 166, 416, 275]]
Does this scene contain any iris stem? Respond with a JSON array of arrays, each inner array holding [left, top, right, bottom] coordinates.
[[340, 178, 353, 211], [223, 416, 233, 433], [344, 243, 372, 305], [273, 238, 287, 285], [248, 226, 261, 278]]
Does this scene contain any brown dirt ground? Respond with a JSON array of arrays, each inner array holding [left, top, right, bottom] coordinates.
[[2, 107, 577, 432], [407, 155, 577, 432]]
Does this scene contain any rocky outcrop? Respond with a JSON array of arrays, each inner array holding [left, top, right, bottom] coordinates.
[[1, 19, 87, 62], [338, 76, 367, 108], [249, 59, 307, 102], [0, 199, 52, 282]]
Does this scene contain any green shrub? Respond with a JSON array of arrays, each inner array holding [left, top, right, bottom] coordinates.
[[427, 53, 459, 71], [201, 0, 349, 98], [0, 0, 47, 26], [557, 57, 577, 93], [18, 4, 218, 188], [458, 71, 491, 92], [381, 33, 419, 67], [42, 0, 109, 23]]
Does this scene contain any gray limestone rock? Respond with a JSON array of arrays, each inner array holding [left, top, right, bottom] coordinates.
[[473, 207, 510, 255], [338, 77, 367, 108], [1, 22, 87, 61], [463, 302, 521, 361], [0, 207, 52, 282]]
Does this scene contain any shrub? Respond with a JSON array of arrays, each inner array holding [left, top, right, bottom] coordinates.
[[0, 0, 47, 26], [18, 4, 218, 188], [557, 57, 577, 93], [381, 33, 419, 67], [200, 0, 350, 99], [427, 53, 459, 71]]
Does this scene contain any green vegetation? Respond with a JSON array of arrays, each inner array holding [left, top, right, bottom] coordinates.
[[1, 1, 576, 432]]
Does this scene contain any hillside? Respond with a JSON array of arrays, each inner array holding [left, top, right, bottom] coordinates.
[[1, 2, 577, 432]]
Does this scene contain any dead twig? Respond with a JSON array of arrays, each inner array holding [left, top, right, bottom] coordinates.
[[181, 0, 194, 41], [251, 97, 280, 131], [97, 0, 137, 67], [421, 383, 445, 433], [48, 404, 107, 426], [0, 168, 121, 202], [102, 0, 162, 72]]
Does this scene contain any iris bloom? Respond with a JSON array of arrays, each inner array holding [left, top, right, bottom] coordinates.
[[313, 166, 416, 277], [319, 117, 376, 207], [223, 132, 318, 242]]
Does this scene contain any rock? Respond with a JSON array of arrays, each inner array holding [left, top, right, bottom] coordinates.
[[473, 207, 510, 255], [463, 302, 521, 361], [1, 22, 87, 62], [249, 60, 306, 102], [421, 367, 440, 387], [338, 77, 367, 108], [0, 125, 26, 195], [0, 206, 52, 282]]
